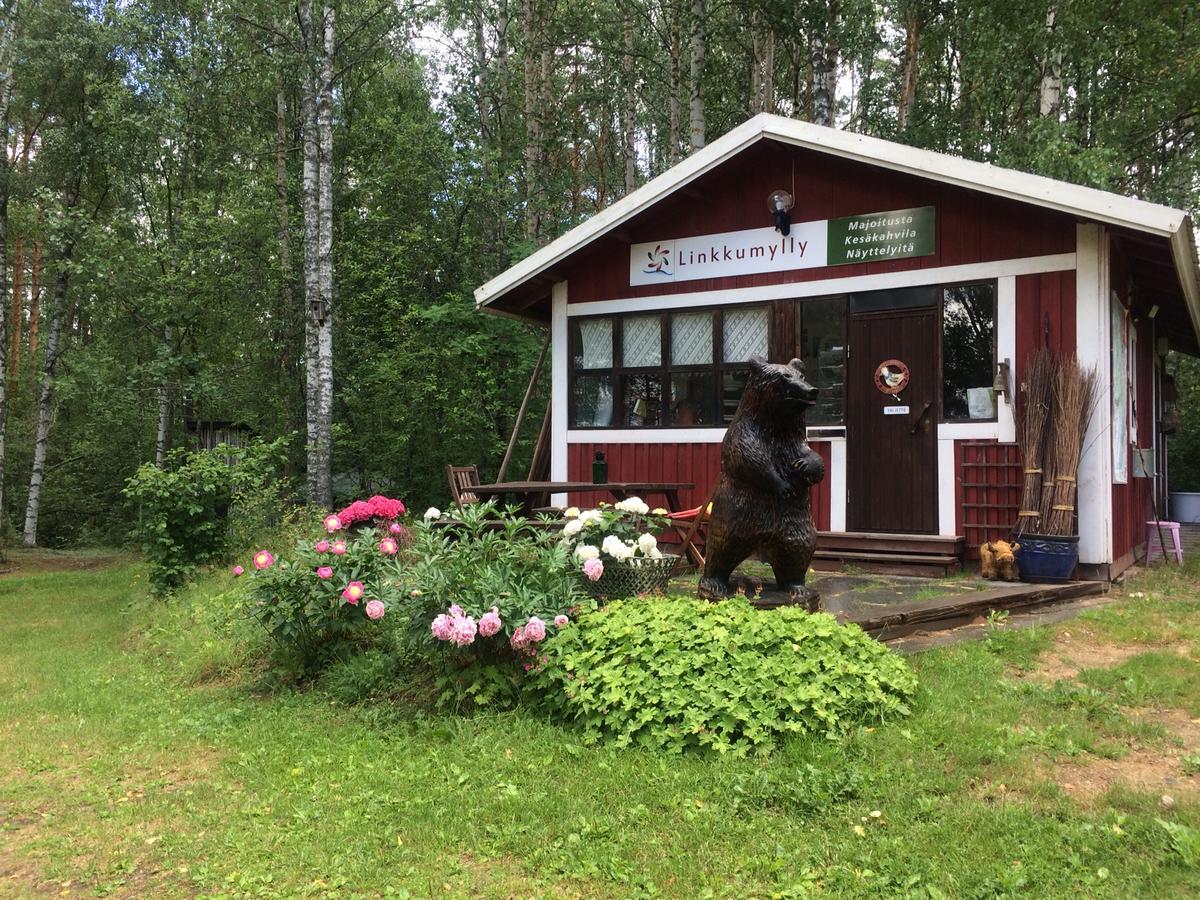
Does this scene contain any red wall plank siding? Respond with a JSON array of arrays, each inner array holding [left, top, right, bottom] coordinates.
[[564, 141, 1076, 306], [566, 439, 832, 530], [1015, 270, 1077, 378]]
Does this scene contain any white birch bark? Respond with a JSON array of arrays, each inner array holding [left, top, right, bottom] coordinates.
[[811, 32, 833, 126], [1039, 7, 1062, 119], [688, 0, 705, 152], [154, 325, 173, 466], [311, 4, 335, 510], [668, 25, 681, 164], [22, 250, 69, 547], [300, 0, 324, 508]]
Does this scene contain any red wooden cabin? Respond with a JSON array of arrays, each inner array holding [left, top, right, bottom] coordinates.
[[476, 115, 1200, 580]]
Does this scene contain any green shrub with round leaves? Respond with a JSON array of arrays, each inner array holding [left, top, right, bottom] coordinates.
[[532, 597, 917, 755]]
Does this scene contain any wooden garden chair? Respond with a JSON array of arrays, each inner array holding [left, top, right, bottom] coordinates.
[[446, 464, 481, 511], [667, 488, 716, 574]]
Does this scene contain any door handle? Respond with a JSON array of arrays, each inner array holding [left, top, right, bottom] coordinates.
[[910, 401, 932, 435]]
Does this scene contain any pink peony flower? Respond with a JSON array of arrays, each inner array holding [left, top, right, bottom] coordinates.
[[252, 550, 275, 570], [331, 541, 347, 556], [449, 614, 477, 647], [449, 604, 464, 617], [583, 558, 604, 582], [341, 581, 365, 604], [554, 614, 569, 628], [389, 522, 403, 535], [378, 538, 398, 556], [431, 614, 454, 640], [231, 565, 244, 577], [323, 514, 342, 533], [315, 540, 330, 553], [510, 625, 527, 651], [316, 566, 333, 579], [524, 617, 547, 642], [365, 599, 386, 620], [479, 607, 502, 637]]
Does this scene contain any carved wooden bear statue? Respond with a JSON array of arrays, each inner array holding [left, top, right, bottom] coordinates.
[[699, 357, 826, 609], [980, 540, 1020, 581]]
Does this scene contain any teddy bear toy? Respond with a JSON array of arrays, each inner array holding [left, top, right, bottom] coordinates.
[[980, 540, 1020, 581]]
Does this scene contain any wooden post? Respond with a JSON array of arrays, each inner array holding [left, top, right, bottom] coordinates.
[[497, 332, 549, 482]]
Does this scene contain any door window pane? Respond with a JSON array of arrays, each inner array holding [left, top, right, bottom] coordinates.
[[623, 316, 661, 367], [942, 284, 996, 420], [797, 297, 846, 425], [671, 312, 713, 365], [669, 372, 716, 425], [723, 306, 769, 361], [621, 374, 663, 426], [572, 375, 613, 427], [572, 318, 612, 369], [722, 369, 750, 424]]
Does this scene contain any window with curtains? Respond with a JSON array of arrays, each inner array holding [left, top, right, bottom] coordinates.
[[941, 282, 997, 421], [568, 305, 770, 428]]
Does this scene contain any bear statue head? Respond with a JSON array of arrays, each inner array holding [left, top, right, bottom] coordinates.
[[745, 357, 820, 414]]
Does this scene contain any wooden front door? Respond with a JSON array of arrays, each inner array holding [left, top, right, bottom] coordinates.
[[847, 304, 939, 533]]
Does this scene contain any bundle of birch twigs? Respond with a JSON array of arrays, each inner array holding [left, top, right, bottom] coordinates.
[[1015, 351, 1099, 538], [1015, 350, 1053, 535]]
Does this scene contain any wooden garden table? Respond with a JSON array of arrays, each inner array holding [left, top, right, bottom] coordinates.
[[470, 480, 693, 514]]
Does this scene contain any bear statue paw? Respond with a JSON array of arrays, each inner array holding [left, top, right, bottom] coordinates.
[[698, 575, 732, 602], [782, 583, 821, 613]]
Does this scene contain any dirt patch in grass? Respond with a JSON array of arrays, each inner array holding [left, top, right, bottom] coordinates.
[[0, 549, 134, 577], [1023, 626, 1193, 683]]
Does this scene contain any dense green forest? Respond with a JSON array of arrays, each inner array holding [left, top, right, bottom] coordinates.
[[0, 0, 1196, 546]]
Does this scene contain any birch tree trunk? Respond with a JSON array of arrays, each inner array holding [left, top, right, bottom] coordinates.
[[762, 27, 775, 113], [521, 0, 542, 240], [811, 32, 833, 125], [688, 0, 705, 152], [1038, 7, 1062, 119], [668, 10, 681, 165], [897, 2, 921, 131], [622, 8, 636, 195], [154, 325, 173, 466], [311, 3, 335, 510], [300, 0, 326, 508], [22, 242, 71, 547]]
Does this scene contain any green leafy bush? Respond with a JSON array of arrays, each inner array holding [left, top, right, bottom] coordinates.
[[532, 597, 917, 755], [124, 437, 289, 594], [395, 502, 589, 709]]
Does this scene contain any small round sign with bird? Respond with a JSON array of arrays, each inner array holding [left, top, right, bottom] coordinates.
[[874, 358, 910, 396]]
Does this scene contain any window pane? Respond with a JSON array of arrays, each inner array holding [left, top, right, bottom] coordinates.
[[623, 316, 661, 367], [722, 369, 749, 424], [942, 284, 996, 420], [621, 374, 663, 427], [671, 312, 713, 365], [723, 306, 769, 361], [571, 318, 612, 369], [797, 297, 846, 425], [669, 371, 716, 425], [572, 374, 613, 427]]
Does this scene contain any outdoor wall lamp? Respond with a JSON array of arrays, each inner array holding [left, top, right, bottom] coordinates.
[[768, 190, 794, 236], [992, 358, 1012, 404]]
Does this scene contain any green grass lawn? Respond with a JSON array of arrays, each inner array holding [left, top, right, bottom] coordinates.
[[2, 555, 1200, 897]]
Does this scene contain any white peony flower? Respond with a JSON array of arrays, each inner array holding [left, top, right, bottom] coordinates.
[[601, 534, 634, 560], [564, 506, 581, 518], [563, 518, 584, 537], [423, 507, 442, 522], [636, 533, 658, 556], [615, 497, 650, 515], [649, 547, 663, 559], [574, 544, 600, 561]]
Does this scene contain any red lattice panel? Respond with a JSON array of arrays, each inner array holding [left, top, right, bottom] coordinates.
[[959, 440, 1022, 559]]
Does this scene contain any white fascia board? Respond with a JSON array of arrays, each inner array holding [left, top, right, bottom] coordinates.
[[475, 113, 1191, 313], [1169, 220, 1200, 344]]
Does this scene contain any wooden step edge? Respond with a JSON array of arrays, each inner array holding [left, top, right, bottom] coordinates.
[[814, 550, 960, 564]]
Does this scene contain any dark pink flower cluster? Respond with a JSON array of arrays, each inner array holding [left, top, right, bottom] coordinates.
[[336, 494, 407, 526]]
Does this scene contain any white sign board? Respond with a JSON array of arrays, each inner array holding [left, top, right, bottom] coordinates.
[[630, 221, 827, 287], [883, 405, 910, 415]]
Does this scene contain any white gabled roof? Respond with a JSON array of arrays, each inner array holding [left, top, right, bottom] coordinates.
[[474, 113, 1198, 327]]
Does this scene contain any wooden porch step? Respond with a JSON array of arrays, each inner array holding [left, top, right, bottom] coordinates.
[[817, 531, 965, 557], [812, 549, 962, 578]]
